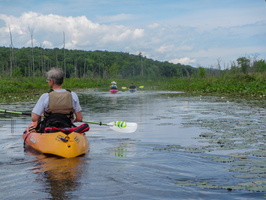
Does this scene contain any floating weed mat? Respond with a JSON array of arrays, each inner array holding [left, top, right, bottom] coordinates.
[[175, 180, 266, 192], [153, 144, 183, 151], [154, 97, 266, 193], [201, 155, 235, 163], [174, 154, 266, 193]]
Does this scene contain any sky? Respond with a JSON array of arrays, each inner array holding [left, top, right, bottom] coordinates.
[[0, 0, 265, 68]]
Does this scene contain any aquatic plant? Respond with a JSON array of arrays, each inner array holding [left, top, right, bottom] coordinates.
[[1, 71, 266, 103]]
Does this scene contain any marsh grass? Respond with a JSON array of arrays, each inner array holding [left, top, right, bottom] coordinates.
[[0, 74, 266, 103], [157, 74, 266, 99], [0, 78, 146, 103]]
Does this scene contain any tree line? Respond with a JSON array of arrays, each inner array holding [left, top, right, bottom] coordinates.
[[1, 46, 265, 80], [0, 46, 196, 79], [197, 55, 266, 78]]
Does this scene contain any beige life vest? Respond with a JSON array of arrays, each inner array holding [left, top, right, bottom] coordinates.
[[45, 90, 75, 118]]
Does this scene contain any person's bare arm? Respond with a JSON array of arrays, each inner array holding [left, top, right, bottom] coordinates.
[[74, 112, 83, 122], [31, 112, 40, 122]]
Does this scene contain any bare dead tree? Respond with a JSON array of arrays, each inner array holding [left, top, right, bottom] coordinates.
[[216, 58, 222, 76], [28, 26, 35, 77], [8, 24, 14, 78], [40, 43, 45, 76], [84, 58, 87, 78], [63, 32, 66, 77], [139, 52, 143, 76], [184, 68, 191, 84], [74, 57, 78, 78], [250, 53, 259, 72]]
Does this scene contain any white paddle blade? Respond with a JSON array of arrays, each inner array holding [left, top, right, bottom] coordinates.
[[107, 121, 138, 133]]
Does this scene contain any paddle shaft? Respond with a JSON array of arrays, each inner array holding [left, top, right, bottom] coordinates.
[[0, 109, 111, 126], [0, 110, 31, 116], [0, 109, 137, 133], [82, 120, 108, 126]]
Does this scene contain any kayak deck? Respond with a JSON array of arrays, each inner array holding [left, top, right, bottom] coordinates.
[[23, 122, 90, 158]]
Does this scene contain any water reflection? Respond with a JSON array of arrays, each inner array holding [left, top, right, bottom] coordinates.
[[27, 151, 88, 200], [113, 143, 128, 157]]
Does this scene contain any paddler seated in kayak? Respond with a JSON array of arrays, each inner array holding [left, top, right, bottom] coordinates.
[[31, 67, 83, 132], [110, 81, 118, 89], [129, 83, 136, 89]]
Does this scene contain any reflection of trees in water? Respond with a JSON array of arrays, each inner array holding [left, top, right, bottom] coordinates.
[[31, 154, 88, 200]]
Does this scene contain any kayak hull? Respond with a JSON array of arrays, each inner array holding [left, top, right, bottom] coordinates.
[[23, 122, 90, 158], [110, 89, 118, 94], [129, 88, 137, 93]]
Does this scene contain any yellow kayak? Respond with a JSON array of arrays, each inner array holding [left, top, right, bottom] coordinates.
[[23, 122, 90, 158]]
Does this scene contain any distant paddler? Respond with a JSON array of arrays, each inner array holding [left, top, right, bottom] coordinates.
[[110, 81, 118, 93], [129, 83, 137, 93]]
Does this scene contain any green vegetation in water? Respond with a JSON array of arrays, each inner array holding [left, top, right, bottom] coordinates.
[[0, 77, 133, 103], [152, 100, 266, 194], [1, 73, 266, 103], [175, 180, 266, 192], [159, 73, 266, 100]]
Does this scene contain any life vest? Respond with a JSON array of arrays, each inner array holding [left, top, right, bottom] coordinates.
[[36, 89, 75, 132], [110, 85, 117, 89], [45, 89, 75, 118]]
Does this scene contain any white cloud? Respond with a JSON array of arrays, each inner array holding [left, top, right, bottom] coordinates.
[[133, 28, 144, 38], [0, 8, 265, 68], [148, 23, 160, 29], [42, 40, 53, 48], [155, 45, 174, 53], [96, 13, 135, 23], [0, 12, 144, 50], [155, 43, 193, 54], [170, 57, 196, 65]]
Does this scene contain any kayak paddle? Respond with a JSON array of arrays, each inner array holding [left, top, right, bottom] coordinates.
[[122, 86, 144, 90], [0, 109, 137, 133], [0, 109, 31, 116], [82, 120, 137, 133], [122, 85, 144, 90]]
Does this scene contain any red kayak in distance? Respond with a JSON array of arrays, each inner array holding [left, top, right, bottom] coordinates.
[[110, 89, 118, 94]]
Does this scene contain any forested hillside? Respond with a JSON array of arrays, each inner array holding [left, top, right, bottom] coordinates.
[[0, 47, 196, 79]]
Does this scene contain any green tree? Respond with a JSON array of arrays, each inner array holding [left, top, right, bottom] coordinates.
[[198, 67, 207, 78], [255, 59, 266, 73], [237, 57, 250, 74]]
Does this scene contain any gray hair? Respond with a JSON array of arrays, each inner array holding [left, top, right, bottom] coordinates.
[[46, 68, 64, 85]]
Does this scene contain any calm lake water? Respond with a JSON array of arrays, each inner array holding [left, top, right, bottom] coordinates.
[[0, 89, 266, 200]]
